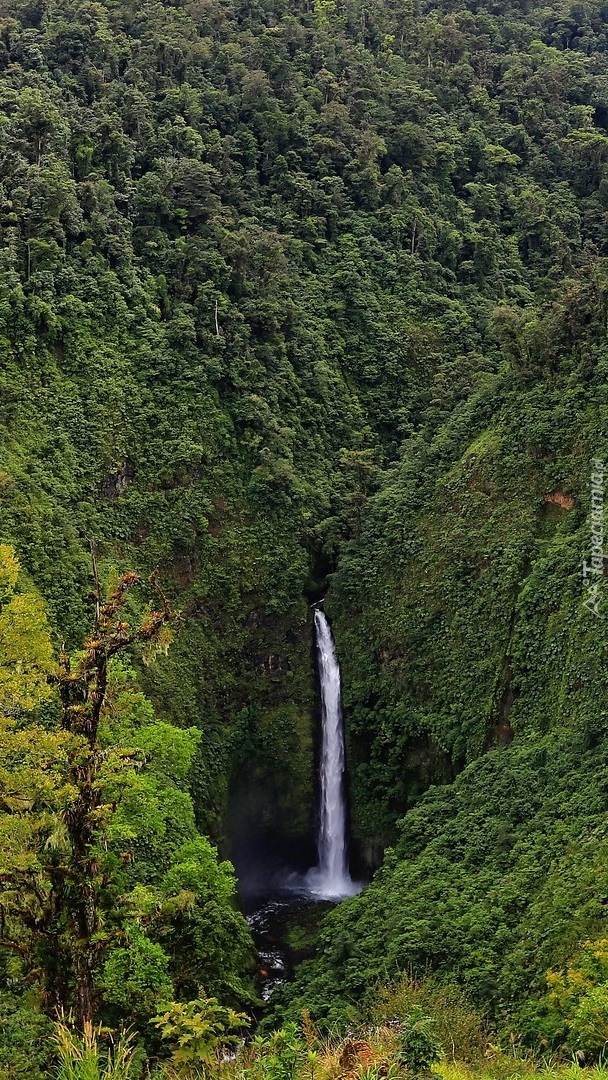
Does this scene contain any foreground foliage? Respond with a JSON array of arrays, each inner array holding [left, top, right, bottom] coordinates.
[[47, 982, 608, 1080], [0, 546, 254, 1074], [53, 1021, 139, 1080]]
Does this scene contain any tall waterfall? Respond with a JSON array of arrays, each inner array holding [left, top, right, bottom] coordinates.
[[307, 609, 358, 899]]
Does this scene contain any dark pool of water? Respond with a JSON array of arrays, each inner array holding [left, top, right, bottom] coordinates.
[[243, 885, 335, 1003]]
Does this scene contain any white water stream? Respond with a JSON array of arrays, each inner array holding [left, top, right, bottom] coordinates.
[[306, 609, 359, 899]]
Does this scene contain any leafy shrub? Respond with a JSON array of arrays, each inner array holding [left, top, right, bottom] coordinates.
[[396, 1008, 443, 1074], [100, 925, 174, 1035], [0, 990, 54, 1080], [546, 939, 608, 1056], [152, 996, 248, 1077], [247, 1024, 306, 1080]]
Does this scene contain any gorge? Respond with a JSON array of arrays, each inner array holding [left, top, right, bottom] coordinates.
[[245, 606, 359, 1001]]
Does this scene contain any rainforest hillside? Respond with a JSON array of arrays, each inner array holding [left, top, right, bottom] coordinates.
[[3, 0, 608, 1073]]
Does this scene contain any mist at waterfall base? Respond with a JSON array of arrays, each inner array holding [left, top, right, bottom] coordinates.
[[238, 608, 362, 906]]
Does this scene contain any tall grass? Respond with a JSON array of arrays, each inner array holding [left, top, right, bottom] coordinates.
[[437, 1064, 608, 1080], [53, 1020, 139, 1080]]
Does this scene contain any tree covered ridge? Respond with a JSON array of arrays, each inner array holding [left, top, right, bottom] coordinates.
[[4, 0, 608, 608], [4, 0, 608, 843]]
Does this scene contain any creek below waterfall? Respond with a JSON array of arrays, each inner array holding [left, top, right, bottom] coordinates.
[[240, 608, 363, 1003], [245, 893, 335, 1003]]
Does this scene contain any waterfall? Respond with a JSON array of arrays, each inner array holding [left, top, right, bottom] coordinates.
[[306, 609, 358, 899]]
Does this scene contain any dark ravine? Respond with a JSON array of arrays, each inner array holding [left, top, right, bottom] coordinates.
[[237, 605, 362, 1000]]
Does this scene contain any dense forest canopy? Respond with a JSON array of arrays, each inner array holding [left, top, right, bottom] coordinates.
[[3, 0, 608, 1072]]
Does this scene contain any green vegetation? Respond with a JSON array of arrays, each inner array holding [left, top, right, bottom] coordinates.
[[4, 0, 608, 1071], [0, 545, 254, 1075], [53, 1021, 140, 1080], [47, 976, 608, 1078]]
